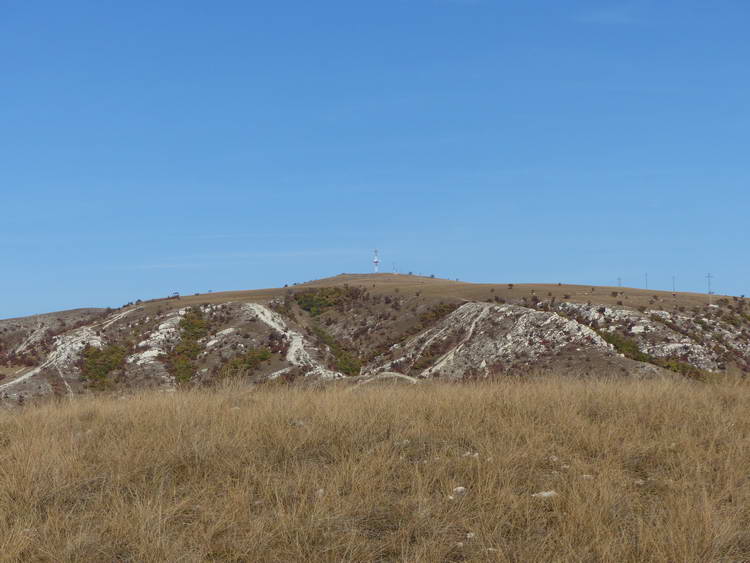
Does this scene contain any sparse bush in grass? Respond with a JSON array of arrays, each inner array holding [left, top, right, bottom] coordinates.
[[418, 303, 459, 328], [294, 287, 365, 316], [220, 348, 272, 379], [658, 358, 706, 380]]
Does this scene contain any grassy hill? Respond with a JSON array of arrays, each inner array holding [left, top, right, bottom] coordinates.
[[2, 274, 748, 401], [136, 273, 722, 315], [2, 276, 749, 560]]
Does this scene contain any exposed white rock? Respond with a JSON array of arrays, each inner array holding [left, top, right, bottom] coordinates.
[[127, 348, 162, 366], [243, 303, 344, 379], [0, 325, 103, 393], [531, 490, 558, 498], [126, 311, 185, 367], [556, 302, 748, 372], [367, 302, 610, 379], [14, 324, 46, 354]]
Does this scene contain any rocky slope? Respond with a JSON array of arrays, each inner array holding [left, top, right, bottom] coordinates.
[[2, 277, 749, 404]]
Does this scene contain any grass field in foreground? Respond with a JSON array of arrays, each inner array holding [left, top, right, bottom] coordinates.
[[2, 378, 750, 562]]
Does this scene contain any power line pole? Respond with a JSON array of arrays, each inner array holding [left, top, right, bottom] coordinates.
[[707, 273, 713, 305], [672, 275, 676, 293], [617, 277, 622, 287]]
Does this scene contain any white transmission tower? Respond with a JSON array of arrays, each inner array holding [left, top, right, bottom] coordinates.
[[373, 249, 380, 273]]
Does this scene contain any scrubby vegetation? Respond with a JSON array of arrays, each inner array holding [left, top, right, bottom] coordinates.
[[294, 286, 366, 316], [599, 331, 652, 363], [219, 347, 272, 379], [2, 378, 750, 561], [164, 308, 211, 383], [178, 308, 210, 341], [311, 325, 361, 376], [418, 303, 460, 328], [79, 344, 128, 387], [600, 330, 709, 379]]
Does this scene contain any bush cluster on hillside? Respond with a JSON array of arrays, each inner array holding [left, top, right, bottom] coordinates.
[[600, 330, 708, 379], [80, 344, 128, 387], [311, 324, 361, 376], [220, 348, 272, 379], [294, 286, 367, 316], [164, 308, 211, 383]]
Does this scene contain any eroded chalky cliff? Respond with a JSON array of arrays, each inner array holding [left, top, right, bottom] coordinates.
[[2, 280, 749, 404]]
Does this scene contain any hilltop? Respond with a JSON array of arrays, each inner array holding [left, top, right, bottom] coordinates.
[[1, 274, 748, 403]]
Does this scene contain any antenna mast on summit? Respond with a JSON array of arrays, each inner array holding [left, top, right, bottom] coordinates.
[[373, 249, 380, 273]]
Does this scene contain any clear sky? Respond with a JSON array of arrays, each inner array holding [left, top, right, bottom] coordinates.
[[2, 0, 748, 318]]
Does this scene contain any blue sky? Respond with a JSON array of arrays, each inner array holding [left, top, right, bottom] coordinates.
[[2, 0, 748, 318]]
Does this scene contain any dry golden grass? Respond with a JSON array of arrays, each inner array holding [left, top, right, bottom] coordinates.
[[2, 377, 750, 562]]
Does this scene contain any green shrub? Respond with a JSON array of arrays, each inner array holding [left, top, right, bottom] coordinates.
[[81, 344, 128, 385], [657, 359, 706, 379], [164, 307, 211, 383], [220, 348, 272, 379], [295, 287, 362, 316], [312, 325, 361, 376], [600, 332, 652, 363], [600, 330, 712, 379], [179, 309, 209, 340]]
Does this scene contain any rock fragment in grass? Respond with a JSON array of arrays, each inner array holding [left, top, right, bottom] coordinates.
[[448, 486, 467, 500], [531, 490, 558, 498]]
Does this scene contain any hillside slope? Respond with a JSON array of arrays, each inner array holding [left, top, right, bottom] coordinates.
[[1, 274, 748, 403]]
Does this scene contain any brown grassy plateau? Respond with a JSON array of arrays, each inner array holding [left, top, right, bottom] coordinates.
[[2, 377, 750, 562], [141, 273, 721, 316]]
